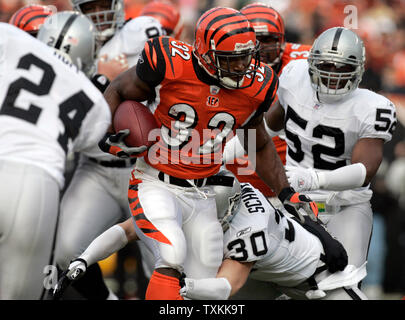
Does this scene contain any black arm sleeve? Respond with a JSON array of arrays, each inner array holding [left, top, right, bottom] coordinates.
[[136, 37, 166, 89], [91, 74, 110, 93], [249, 65, 279, 120]]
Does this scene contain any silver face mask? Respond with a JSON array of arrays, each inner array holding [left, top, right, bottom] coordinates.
[[211, 170, 242, 232], [37, 11, 98, 77], [71, 0, 124, 43], [308, 27, 365, 104]]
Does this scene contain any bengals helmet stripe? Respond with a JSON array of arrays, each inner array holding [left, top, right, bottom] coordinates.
[[216, 27, 256, 46], [240, 3, 284, 35], [194, 7, 259, 89], [199, 9, 256, 51], [21, 14, 50, 29], [9, 5, 53, 35], [140, 1, 183, 39], [196, 7, 223, 29]]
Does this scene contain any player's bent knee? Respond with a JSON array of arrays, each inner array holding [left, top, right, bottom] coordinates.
[[157, 240, 187, 272]]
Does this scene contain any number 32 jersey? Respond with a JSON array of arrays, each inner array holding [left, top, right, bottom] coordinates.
[[136, 36, 279, 179], [278, 59, 397, 202], [224, 183, 324, 287], [0, 24, 111, 188]]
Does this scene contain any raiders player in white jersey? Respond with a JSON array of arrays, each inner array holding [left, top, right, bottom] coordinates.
[[50, 0, 165, 299], [180, 176, 368, 300], [265, 27, 397, 289], [54, 170, 361, 300], [0, 22, 111, 299]]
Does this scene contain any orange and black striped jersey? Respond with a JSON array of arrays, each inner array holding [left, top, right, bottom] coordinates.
[[136, 36, 279, 179], [226, 42, 311, 197]]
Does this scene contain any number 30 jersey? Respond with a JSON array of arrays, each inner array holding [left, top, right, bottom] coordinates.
[[136, 36, 279, 179], [278, 59, 397, 203], [224, 183, 324, 287], [0, 24, 111, 188]]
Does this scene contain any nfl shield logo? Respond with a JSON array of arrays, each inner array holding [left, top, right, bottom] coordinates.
[[210, 86, 220, 95]]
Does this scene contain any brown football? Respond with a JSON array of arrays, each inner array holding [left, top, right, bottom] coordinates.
[[113, 100, 159, 148]]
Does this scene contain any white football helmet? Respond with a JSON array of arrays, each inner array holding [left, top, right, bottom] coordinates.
[[211, 170, 242, 232], [70, 0, 124, 43], [308, 27, 365, 104], [37, 11, 98, 76]]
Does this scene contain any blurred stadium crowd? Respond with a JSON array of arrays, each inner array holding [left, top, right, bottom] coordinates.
[[1, 0, 404, 300]]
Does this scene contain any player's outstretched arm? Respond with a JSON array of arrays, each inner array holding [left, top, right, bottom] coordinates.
[[53, 218, 138, 298], [180, 259, 253, 300], [286, 138, 384, 192]]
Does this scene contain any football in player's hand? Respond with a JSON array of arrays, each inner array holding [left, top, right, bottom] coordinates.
[[113, 100, 159, 148]]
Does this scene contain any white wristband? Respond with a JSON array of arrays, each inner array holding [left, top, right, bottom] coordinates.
[[317, 163, 367, 191], [264, 118, 283, 138], [180, 277, 232, 300], [223, 135, 246, 163], [80, 225, 128, 266]]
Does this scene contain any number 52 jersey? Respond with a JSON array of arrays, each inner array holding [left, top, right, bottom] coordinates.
[[277, 59, 397, 202], [0, 24, 111, 188]]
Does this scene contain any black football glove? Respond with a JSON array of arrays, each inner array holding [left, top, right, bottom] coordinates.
[[299, 216, 348, 273], [278, 187, 319, 223], [52, 258, 88, 300], [98, 129, 147, 158]]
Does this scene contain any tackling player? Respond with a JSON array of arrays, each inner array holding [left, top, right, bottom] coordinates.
[[55, 171, 354, 300], [98, 7, 318, 300]]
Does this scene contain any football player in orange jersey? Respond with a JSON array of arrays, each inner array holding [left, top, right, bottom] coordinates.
[[225, 2, 311, 207], [9, 4, 54, 37], [139, 0, 184, 40], [99, 7, 318, 300]]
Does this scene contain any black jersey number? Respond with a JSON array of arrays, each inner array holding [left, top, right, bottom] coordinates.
[[227, 231, 268, 261], [375, 108, 396, 135], [0, 53, 93, 153], [285, 105, 346, 170], [0, 54, 55, 124]]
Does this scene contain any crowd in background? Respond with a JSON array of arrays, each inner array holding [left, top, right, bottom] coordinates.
[[1, 0, 404, 300]]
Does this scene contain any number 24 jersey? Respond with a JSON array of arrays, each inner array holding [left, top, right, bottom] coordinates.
[[0, 24, 111, 188]]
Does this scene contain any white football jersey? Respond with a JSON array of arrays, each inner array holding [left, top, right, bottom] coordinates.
[[0, 24, 111, 188], [224, 183, 324, 287], [82, 16, 165, 161], [278, 59, 397, 204], [99, 16, 164, 68]]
